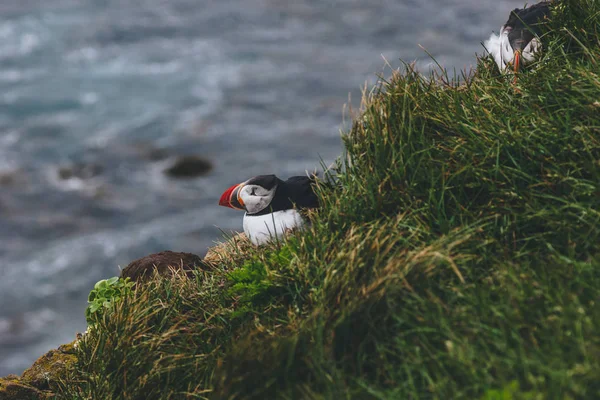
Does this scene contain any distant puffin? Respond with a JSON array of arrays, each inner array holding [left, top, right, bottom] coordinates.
[[218, 174, 319, 245], [485, 1, 552, 75]]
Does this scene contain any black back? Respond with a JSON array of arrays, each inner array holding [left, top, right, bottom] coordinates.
[[505, 1, 552, 51], [252, 175, 319, 216], [283, 176, 320, 209]]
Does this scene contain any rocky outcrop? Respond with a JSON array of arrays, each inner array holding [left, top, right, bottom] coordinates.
[[0, 379, 50, 400], [20, 342, 77, 391], [0, 341, 77, 399], [1, 235, 249, 397], [120, 250, 211, 282]]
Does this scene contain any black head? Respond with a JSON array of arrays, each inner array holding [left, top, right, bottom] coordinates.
[[505, 2, 551, 51], [219, 174, 284, 214], [219, 174, 319, 215], [245, 175, 280, 191]]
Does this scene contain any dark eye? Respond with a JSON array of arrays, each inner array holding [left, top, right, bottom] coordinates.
[[251, 188, 256, 196]]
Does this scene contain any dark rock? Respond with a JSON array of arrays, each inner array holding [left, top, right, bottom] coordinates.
[[121, 251, 210, 282], [58, 163, 103, 180], [0, 169, 27, 187], [164, 156, 212, 178]]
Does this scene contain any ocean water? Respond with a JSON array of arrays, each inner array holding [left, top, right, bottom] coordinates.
[[0, 0, 525, 375]]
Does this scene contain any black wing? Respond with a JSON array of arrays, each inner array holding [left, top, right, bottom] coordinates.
[[284, 175, 319, 209]]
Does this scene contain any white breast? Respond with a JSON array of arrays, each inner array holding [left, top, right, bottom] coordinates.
[[243, 209, 305, 246], [485, 28, 513, 72]]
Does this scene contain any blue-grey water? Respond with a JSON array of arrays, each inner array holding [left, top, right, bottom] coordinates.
[[0, 0, 524, 375]]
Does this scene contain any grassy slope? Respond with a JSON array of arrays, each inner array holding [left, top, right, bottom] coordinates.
[[60, 1, 600, 399]]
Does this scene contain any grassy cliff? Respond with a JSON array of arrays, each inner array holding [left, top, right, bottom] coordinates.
[[52, 1, 600, 398]]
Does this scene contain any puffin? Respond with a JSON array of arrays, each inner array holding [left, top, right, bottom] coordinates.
[[218, 174, 319, 246], [485, 1, 552, 75]]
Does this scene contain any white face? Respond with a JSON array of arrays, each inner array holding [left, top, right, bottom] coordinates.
[[493, 27, 542, 72], [238, 183, 277, 214], [521, 38, 542, 64]]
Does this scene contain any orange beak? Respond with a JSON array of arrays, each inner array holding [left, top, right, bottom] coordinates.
[[513, 50, 521, 84], [219, 183, 245, 210]]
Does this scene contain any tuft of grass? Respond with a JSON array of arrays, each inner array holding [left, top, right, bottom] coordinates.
[[57, 1, 600, 399]]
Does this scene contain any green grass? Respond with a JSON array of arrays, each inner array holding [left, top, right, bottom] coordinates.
[[57, 1, 600, 398]]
